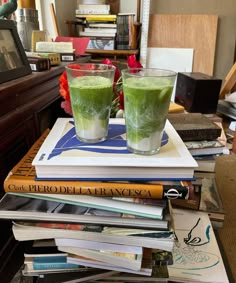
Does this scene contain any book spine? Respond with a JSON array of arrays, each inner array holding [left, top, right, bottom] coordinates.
[[28, 57, 51, 72], [32, 261, 78, 270], [4, 177, 189, 199]]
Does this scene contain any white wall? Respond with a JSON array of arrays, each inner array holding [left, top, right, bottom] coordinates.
[[36, 0, 77, 40], [120, 0, 137, 16]]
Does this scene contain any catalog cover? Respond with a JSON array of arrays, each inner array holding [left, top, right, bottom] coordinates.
[[32, 118, 197, 180], [168, 209, 229, 283]]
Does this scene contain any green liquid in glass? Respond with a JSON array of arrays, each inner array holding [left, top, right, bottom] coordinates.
[[123, 76, 173, 154], [69, 76, 113, 142]]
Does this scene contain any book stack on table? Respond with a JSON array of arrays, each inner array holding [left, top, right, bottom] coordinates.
[[75, 4, 117, 51], [168, 113, 227, 228], [0, 118, 229, 282], [168, 113, 228, 173]]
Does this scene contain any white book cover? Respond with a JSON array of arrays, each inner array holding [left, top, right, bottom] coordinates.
[[58, 246, 143, 270], [88, 23, 117, 28], [67, 249, 152, 276], [78, 4, 110, 10], [84, 27, 117, 33], [80, 31, 116, 37], [12, 221, 175, 251], [185, 140, 226, 156], [168, 209, 229, 283], [55, 238, 143, 254], [32, 118, 197, 181]]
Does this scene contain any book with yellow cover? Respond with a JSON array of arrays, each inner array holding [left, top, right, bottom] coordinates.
[[75, 14, 117, 22]]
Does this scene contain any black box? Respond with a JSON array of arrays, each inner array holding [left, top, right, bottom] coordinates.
[[60, 52, 76, 62], [174, 72, 222, 114]]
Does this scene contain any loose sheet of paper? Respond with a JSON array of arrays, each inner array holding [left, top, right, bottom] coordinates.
[[146, 47, 194, 101]]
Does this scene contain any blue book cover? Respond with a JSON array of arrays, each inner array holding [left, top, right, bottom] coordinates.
[[32, 118, 197, 180], [33, 255, 78, 270]]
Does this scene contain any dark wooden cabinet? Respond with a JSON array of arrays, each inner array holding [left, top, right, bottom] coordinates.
[[0, 65, 66, 196], [0, 65, 66, 282]]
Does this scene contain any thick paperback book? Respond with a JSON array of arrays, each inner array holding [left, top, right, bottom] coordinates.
[[12, 221, 175, 251], [32, 118, 197, 180]]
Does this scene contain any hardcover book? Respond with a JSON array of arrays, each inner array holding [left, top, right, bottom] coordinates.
[[171, 174, 225, 225], [168, 113, 222, 141], [184, 139, 226, 156], [3, 129, 191, 199], [75, 14, 117, 22], [194, 154, 219, 172], [26, 51, 61, 66], [198, 175, 225, 222], [32, 118, 197, 181], [27, 57, 51, 72], [24, 253, 79, 272], [86, 37, 115, 50]]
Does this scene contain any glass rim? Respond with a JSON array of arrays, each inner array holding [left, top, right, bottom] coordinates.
[[65, 63, 116, 73], [121, 68, 177, 77]]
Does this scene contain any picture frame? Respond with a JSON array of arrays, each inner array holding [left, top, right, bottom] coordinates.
[[0, 19, 32, 84]]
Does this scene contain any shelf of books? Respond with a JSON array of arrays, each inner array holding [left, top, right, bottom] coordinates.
[[73, 1, 141, 57], [0, 114, 231, 283]]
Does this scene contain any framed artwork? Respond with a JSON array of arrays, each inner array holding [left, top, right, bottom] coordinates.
[[0, 19, 32, 84]]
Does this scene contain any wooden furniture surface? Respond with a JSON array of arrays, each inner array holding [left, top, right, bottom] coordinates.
[[219, 62, 236, 99], [85, 48, 139, 61], [215, 155, 236, 282], [148, 14, 218, 75], [0, 65, 65, 283], [0, 56, 92, 282]]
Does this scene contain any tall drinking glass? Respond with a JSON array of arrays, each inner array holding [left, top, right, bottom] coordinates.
[[122, 68, 176, 155], [66, 64, 115, 143]]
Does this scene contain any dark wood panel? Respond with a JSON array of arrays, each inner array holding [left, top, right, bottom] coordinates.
[[0, 65, 66, 282]]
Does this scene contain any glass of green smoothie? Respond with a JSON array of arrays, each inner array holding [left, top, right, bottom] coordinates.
[[121, 68, 176, 155], [66, 64, 115, 143]]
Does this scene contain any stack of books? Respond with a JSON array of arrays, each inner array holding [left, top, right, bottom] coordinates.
[[116, 13, 135, 50], [1, 117, 229, 282], [76, 3, 111, 15], [1, 117, 196, 279], [75, 3, 117, 50], [168, 113, 228, 173], [171, 172, 226, 228], [168, 113, 227, 228]]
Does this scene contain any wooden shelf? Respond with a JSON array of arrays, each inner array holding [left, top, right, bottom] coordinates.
[[85, 49, 139, 56]]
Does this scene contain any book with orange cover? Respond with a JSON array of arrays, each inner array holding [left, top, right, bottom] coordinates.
[[4, 129, 191, 199]]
